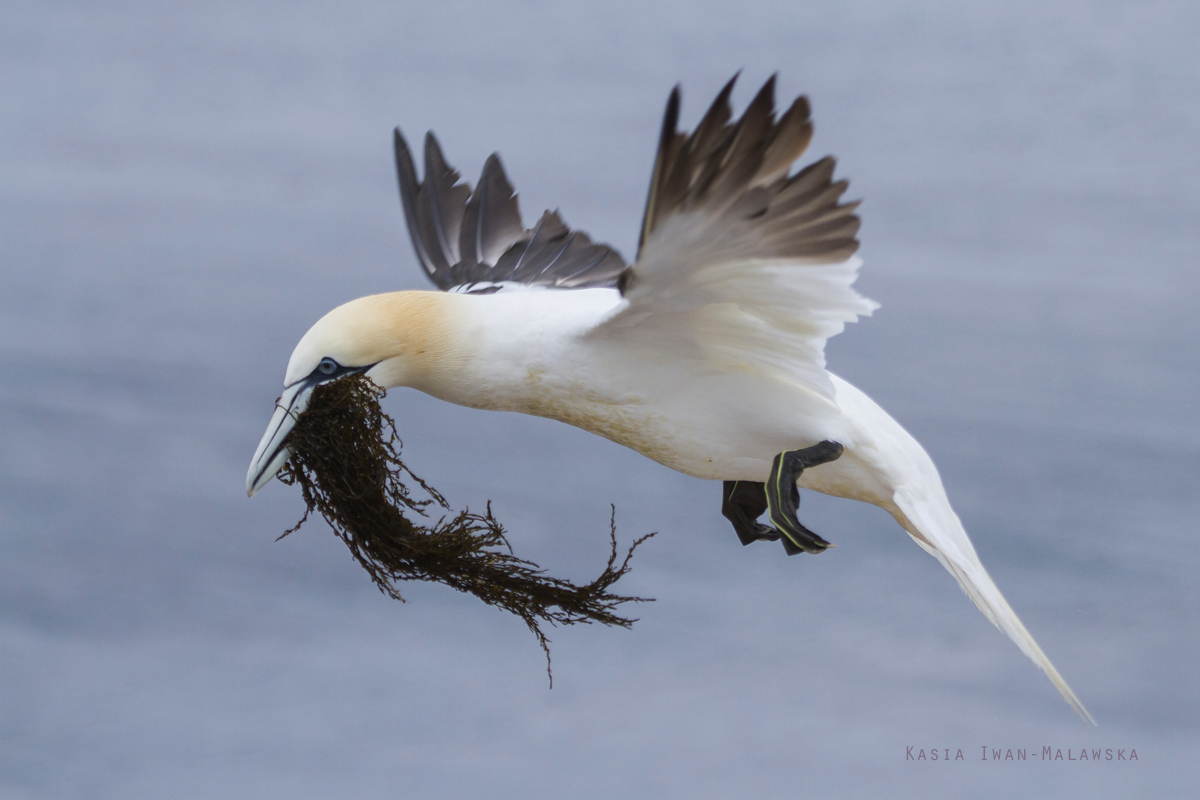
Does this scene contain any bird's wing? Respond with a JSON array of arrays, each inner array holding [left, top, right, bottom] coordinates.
[[394, 128, 627, 295], [590, 75, 876, 400]]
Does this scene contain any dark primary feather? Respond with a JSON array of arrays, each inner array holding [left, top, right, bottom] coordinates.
[[394, 129, 626, 293], [459, 154, 525, 267], [636, 74, 859, 265]]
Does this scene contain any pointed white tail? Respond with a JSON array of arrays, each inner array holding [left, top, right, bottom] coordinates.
[[892, 484, 1095, 725]]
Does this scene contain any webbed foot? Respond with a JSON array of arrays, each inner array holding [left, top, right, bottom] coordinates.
[[722, 480, 780, 546], [765, 441, 844, 555]]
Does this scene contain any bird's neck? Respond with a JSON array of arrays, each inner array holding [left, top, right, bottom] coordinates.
[[390, 288, 623, 413], [324, 290, 470, 392]]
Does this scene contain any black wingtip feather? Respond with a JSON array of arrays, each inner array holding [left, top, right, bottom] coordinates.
[[459, 153, 524, 267], [660, 87, 681, 158], [394, 126, 442, 286], [419, 131, 472, 275], [392, 118, 626, 292], [690, 75, 737, 160], [755, 74, 777, 110], [638, 85, 683, 256], [635, 75, 860, 265]]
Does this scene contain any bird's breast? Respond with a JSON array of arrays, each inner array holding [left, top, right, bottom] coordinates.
[[512, 368, 700, 472]]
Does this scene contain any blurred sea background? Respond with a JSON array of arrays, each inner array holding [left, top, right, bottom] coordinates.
[[2, 0, 1197, 797]]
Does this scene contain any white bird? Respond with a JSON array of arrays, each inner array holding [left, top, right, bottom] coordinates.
[[247, 75, 1093, 723]]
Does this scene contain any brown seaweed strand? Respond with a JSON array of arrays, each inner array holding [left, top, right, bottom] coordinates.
[[275, 374, 655, 680]]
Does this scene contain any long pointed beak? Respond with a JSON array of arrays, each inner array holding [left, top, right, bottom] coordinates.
[[246, 380, 315, 497]]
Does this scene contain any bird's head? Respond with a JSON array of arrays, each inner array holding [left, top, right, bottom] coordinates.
[[245, 290, 459, 497]]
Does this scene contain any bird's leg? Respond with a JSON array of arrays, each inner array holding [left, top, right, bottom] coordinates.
[[721, 480, 781, 546], [765, 441, 844, 556]]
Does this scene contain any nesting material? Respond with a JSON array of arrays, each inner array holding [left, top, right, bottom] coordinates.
[[276, 374, 654, 673]]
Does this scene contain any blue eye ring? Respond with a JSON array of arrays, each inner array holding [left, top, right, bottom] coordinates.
[[317, 358, 339, 376]]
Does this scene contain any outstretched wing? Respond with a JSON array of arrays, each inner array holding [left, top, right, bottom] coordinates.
[[393, 129, 627, 294], [592, 75, 876, 400]]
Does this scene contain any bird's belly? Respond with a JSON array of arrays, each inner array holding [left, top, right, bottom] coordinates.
[[512, 374, 847, 483], [516, 387, 717, 476], [440, 353, 893, 505], [531, 375, 898, 508]]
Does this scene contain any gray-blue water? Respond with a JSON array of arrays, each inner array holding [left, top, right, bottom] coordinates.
[[3, 0, 1197, 796]]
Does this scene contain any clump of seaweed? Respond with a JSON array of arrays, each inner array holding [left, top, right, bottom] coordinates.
[[276, 374, 654, 678]]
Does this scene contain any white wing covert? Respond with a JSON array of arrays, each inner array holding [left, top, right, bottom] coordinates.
[[592, 75, 877, 400]]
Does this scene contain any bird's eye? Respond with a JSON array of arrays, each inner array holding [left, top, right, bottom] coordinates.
[[317, 359, 339, 376]]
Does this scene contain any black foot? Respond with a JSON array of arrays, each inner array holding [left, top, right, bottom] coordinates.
[[721, 481, 780, 546], [765, 441, 844, 555]]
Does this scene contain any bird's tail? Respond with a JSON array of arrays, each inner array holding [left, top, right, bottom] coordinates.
[[891, 482, 1095, 725]]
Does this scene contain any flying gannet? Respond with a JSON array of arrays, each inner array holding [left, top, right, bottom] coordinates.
[[246, 75, 1093, 723]]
